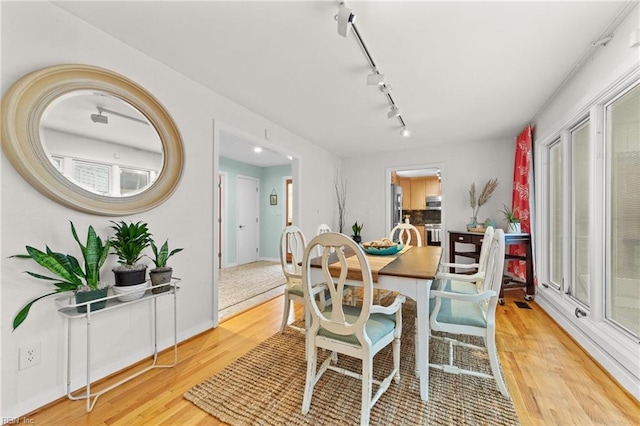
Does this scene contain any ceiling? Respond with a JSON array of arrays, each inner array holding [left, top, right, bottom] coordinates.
[[55, 1, 632, 164]]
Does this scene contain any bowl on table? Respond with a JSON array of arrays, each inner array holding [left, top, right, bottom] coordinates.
[[361, 240, 404, 256]]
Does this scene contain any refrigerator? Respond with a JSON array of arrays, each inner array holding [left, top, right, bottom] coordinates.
[[391, 184, 403, 229]]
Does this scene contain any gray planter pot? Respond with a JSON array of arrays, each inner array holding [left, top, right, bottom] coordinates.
[[75, 287, 109, 313], [150, 267, 173, 294]]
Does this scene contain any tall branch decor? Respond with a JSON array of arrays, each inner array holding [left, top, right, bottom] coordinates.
[[334, 172, 347, 233], [469, 178, 499, 224]]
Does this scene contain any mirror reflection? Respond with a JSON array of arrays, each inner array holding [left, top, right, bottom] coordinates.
[[40, 90, 163, 197]]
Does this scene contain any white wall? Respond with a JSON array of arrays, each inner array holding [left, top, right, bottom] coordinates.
[[0, 2, 339, 417], [532, 5, 640, 398], [342, 138, 515, 253]]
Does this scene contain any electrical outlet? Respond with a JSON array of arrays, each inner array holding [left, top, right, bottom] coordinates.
[[19, 342, 41, 370]]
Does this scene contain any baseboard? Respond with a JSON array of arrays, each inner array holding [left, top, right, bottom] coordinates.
[[259, 257, 279, 263], [536, 291, 640, 400]]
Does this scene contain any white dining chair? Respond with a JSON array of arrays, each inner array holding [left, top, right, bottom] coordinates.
[[428, 228, 509, 397], [390, 223, 422, 247], [279, 225, 327, 334], [437, 226, 495, 293], [316, 223, 331, 257], [301, 232, 406, 426]]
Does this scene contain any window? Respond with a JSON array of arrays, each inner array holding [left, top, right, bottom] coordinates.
[[120, 167, 150, 195], [548, 140, 563, 290], [606, 82, 640, 337], [72, 160, 110, 194], [570, 120, 591, 306], [542, 79, 639, 341]]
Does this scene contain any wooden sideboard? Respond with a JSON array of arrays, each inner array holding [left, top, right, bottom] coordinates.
[[448, 230, 535, 304]]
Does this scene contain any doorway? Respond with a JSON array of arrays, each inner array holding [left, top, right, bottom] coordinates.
[[388, 166, 444, 247], [236, 175, 259, 265]]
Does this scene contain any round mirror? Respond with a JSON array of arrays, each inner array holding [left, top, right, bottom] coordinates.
[[1, 64, 184, 215]]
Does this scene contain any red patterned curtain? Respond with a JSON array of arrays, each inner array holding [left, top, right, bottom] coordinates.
[[508, 125, 534, 281]]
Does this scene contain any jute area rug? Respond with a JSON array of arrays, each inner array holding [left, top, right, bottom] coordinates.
[[185, 299, 520, 425], [219, 261, 285, 311]]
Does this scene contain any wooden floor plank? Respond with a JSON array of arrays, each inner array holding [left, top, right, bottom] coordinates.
[[24, 291, 639, 425]]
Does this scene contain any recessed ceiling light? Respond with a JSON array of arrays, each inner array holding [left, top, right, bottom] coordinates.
[[287, 155, 293, 160], [254, 147, 263, 153]]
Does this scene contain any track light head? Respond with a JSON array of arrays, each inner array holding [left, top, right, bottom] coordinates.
[[387, 106, 401, 119], [90, 113, 108, 124], [400, 127, 412, 137], [336, 3, 356, 37], [367, 72, 385, 86]]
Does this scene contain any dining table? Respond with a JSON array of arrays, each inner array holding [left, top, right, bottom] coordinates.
[[309, 244, 442, 401]]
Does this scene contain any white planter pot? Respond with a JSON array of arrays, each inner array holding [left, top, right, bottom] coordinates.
[[507, 222, 521, 233]]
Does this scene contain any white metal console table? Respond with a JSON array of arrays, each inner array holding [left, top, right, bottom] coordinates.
[[56, 279, 180, 412]]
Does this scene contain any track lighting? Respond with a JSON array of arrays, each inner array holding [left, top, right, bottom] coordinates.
[[387, 106, 401, 119], [90, 111, 108, 124], [367, 72, 385, 86], [89, 106, 149, 125], [336, 3, 410, 137], [336, 3, 356, 37]]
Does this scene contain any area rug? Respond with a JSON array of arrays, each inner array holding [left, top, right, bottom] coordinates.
[[185, 300, 520, 425], [219, 261, 285, 311]]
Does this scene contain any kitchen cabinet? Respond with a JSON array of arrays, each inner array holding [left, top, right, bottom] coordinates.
[[410, 179, 427, 209], [425, 176, 441, 195], [399, 179, 411, 210]]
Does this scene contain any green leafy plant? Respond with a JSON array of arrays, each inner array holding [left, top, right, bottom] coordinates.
[[109, 221, 152, 267], [499, 204, 520, 223], [147, 239, 183, 269], [10, 221, 110, 330], [351, 221, 364, 237]]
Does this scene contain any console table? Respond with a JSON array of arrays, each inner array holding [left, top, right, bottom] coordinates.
[[448, 231, 534, 304], [56, 279, 180, 412]]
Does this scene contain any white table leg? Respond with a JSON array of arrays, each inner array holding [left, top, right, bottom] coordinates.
[[416, 280, 429, 401]]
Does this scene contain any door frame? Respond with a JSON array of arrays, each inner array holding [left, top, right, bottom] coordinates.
[[218, 172, 228, 269]]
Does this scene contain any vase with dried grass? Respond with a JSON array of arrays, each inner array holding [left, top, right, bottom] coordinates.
[[468, 178, 499, 231]]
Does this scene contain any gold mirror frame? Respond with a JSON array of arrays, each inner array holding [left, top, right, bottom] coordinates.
[[1, 64, 184, 215]]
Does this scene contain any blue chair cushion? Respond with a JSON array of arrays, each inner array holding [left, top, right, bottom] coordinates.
[[430, 280, 486, 328], [318, 305, 396, 346]]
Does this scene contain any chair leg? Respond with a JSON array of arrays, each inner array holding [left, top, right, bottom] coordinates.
[[302, 340, 317, 414], [393, 335, 401, 384], [486, 330, 509, 397], [361, 356, 372, 426], [279, 294, 291, 334]]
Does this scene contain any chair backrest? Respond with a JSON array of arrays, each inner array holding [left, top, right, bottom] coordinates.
[[279, 225, 307, 286], [302, 232, 373, 338], [480, 228, 506, 311], [390, 223, 422, 246], [316, 223, 332, 257], [477, 226, 495, 275]]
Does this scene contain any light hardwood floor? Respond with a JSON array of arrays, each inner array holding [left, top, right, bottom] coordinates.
[[26, 290, 639, 425]]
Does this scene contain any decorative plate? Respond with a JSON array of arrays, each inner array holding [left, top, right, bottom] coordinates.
[[362, 244, 404, 256]]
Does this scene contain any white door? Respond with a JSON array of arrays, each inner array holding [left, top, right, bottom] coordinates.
[[236, 176, 259, 265]]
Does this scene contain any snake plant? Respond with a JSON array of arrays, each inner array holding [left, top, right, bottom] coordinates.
[[10, 221, 110, 330]]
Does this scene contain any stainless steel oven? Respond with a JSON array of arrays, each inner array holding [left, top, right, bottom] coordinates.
[[425, 195, 442, 210]]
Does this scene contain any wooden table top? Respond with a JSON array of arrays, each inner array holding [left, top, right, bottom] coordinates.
[[310, 245, 442, 282]]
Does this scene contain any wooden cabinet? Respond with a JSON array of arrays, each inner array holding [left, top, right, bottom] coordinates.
[[399, 176, 441, 210], [425, 176, 441, 196], [410, 179, 427, 209], [399, 179, 411, 210]]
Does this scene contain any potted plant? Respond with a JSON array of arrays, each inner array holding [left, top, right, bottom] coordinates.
[[109, 220, 152, 285], [351, 221, 363, 243], [147, 239, 183, 294], [10, 222, 111, 330], [500, 204, 521, 233]]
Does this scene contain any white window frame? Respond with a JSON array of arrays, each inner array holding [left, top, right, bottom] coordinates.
[[535, 67, 640, 398]]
